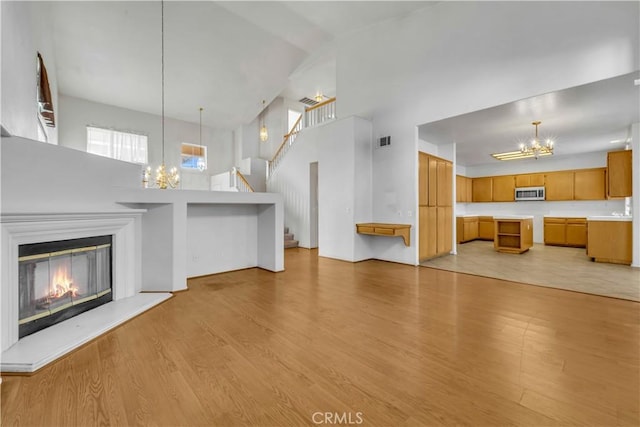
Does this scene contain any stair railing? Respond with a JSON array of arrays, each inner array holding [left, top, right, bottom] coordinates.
[[233, 167, 255, 192], [267, 97, 336, 179], [268, 113, 303, 178], [305, 97, 336, 128]]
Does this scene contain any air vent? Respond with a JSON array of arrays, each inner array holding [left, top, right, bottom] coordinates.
[[378, 136, 391, 147], [298, 97, 319, 106]]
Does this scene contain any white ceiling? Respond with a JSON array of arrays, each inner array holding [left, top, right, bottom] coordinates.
[[50, 1, 431, 129], [418, 72, 640, 167]]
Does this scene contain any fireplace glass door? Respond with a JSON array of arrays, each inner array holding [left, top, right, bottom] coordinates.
[[18, 235, 113, 338]]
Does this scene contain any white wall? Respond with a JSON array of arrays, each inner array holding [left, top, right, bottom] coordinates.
[[1, 136, 140, 212], [465, 151, 609, 178], [1, 1, 59, 144], [58, 95, 234, 190], [318, 116, 373, 262], [186, 204, 258, 276], [333, 1, 639, 265], [266, 122, 319, 248], [266, 116, 373, 261]]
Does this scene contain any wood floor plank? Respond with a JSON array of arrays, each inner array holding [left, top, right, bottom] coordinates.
[[1, 248, 638, 426]]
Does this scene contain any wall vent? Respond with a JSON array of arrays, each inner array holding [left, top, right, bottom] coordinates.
[[378, 136, 391, 147], [298, 97, 319, 106]]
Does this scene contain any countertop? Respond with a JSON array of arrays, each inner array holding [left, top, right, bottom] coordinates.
[[493, 215, 534, 220], [586, 215, 632, 222]]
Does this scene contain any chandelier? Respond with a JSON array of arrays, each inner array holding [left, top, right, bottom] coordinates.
[[143, 0, 179, 189], [259, 100, 268, 142], [196, 107, 206, 171], [520, 121, 554, 159]]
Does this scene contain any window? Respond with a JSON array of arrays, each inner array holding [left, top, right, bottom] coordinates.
[[180, 143, 207, 171], [37, 52, 55, 129], [288, 109, 302, 133], [86, 126, 148, 164]]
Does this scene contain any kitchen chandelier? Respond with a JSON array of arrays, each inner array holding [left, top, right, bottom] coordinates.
[[492, 120, 555, 161]]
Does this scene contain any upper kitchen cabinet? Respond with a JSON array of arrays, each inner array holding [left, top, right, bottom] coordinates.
[[418, 152, 429, 205], [456, 175, 473, 203], [472, 177, 493, 202], [515, 173, 545, 187], [574, 168, 606, 200], [492, 175, 515, 202], [437, 161, 453, 206], [545, 171, 574, 201], [607, 150, 632, 198]]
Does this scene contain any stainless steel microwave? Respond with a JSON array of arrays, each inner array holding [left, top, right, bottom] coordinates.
[[515, 186, 545, 201]]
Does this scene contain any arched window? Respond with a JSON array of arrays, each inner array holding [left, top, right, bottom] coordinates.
[[37, 52, 55, 128]]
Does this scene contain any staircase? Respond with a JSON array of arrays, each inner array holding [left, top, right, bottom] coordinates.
[[284, 227, 299, 249], [268, 97, 336, 179]]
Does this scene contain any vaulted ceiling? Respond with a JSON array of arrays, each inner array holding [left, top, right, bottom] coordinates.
[[50, 1, 430, 129]]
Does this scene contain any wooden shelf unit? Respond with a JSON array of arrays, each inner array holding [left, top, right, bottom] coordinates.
[[356, 223, 411, 246], [493, 218, 533, 254]]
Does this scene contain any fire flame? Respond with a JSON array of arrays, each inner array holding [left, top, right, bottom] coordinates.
[[50, 265, 78, 298]]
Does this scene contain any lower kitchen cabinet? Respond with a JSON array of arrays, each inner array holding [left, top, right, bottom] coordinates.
[[420, 206, 452, 260], [544, 217, 586, 248], [478, 216, 494, 240], [456, 216, 479, 243], [587, 220, 632, 264]]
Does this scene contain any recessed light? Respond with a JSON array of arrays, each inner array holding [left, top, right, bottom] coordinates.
[[635, 79, 640, 86]]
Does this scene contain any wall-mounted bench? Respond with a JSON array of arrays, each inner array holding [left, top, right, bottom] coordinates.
[[356, 223, 411, 246]]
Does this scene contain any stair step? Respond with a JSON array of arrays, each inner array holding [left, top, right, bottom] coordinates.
[[284, 233, 294, 241], [284, 227, 289, 234], [284, 240, 299, 249]]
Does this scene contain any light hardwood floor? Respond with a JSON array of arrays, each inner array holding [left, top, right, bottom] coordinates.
[[2, 248, 638, 426], [422, 241, 640, 301]]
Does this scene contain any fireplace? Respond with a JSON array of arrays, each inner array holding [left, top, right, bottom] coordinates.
[[18, 235, 113, 338]]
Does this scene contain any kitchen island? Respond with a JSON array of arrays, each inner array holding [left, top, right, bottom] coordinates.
[[493, 215, 534, 254]]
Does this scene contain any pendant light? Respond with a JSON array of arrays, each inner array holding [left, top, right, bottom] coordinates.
[[145, 0, 179, 189], [197, 107, 206, 171], [259, 100, 268, 142]]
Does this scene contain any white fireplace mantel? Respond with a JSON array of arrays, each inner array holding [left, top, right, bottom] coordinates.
[[1, 210, 172, 372]]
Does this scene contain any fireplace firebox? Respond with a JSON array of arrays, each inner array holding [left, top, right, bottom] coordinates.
[[18, 235, 113, 338]]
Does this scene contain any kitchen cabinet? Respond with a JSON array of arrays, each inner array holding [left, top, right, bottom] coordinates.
[[437, 207, 453, 254], [494, 217, 533, 254], [607, 150, 632, 198], [456, 175, 473, 203], [574, 168, 606, 200], [456, 216, 479, 243], [545, 171, 574, 201], [428, 156, 437, 206], [544, 217, 566, 246], [437, 161, 453, 206], [587, 219, 632, 264], [566, 219, 587, 247], [544, 217, 586, 247], [478, 216, 494, 240], [419, 153, 453, 260], [472, 177, 493, 202], [419, 152, 428, 205], [515, 173, 545, 187], [492, 175, 515, 202]]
